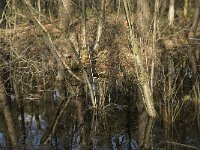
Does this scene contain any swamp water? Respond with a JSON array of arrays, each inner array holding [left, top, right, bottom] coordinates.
[[0, 92, 199, 150]]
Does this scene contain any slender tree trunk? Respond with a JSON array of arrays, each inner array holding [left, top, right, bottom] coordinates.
[[12, 0, 16, 13], [37, 0, 41, 20], [168, 0, 175, 26], [0, 0, 6, 27], [160, 0, 168, 17], [188, 0, 200, 38], [123, 0, 157, 117], [137, 0, 150, 34], [137, 88, 149, 148], [57, 0, 72, 81], [58, 0, 71, 32], [184, 0, 189, 17], [81, 0, 87, 49], [93, 0, 106, 52]]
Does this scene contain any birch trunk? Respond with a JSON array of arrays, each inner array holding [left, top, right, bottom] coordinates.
[[168, 0, 175, 26], [81, 0, 87, 49], [93, 0, 106, 52]]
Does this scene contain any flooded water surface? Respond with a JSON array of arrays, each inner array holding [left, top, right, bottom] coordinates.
[[0, 92, 199, 150]]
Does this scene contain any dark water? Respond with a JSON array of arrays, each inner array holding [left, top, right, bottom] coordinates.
[[0, 93, 200, 150]]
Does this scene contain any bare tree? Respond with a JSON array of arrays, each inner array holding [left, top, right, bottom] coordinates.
[[123, 0, 157, 118]]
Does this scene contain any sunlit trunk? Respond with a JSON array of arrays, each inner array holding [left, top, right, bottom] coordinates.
[[81, 0, 87, 49], [93, 0, 106, 52], [37, 0, 41, 20], [184, 0, 189, 17], [168, 0, 175, 26], [123, 0, 157, 117]]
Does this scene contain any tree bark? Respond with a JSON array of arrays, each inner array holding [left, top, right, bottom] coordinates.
[[184, 0, 189, 17], [58, 0, 71, 32], [137, 0, 150, 34], [12, 0, 16, 13], [0, 0, 6, 27], [160, 0, 168, 17], [37, 0, 41, 20], [188, 0, 200, 38], [123, 0, 157, 117], [168, 0, 175, 26], [81, 0, 87, 49], [93, 0, 106, 52]]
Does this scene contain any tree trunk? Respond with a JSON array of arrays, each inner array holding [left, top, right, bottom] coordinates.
[[168, 0, 175, 26], [184, 0, 189, 17], [81, 0, 87, 49], [0, 0, 6, 12], [123, 0, 157, 117], [188, 0, 200, 38], [93, 0, 106, 52], [0, 0, 6, 28], [58, 0, 71, 32], [160, 0, 168, 17], [137, 0, 150, 34], [37, 0, 41, 20], [137, 88, 149, 148], [12, 0, 16, 13]]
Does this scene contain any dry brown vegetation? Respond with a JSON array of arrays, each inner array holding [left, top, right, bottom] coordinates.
[[0, 0, 200, 149]]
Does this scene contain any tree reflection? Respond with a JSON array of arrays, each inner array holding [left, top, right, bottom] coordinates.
[[0, 80, 18, 149]]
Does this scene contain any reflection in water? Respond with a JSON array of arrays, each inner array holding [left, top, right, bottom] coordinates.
[[0, 132, 6, 149], [0, 80, 18, 149], [18, 113, 47, 147], [3, 105, 18, 150], [111, 135, 137, 150], [0, 91, 199, 149]]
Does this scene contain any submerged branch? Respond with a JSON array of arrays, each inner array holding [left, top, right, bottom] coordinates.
[[40, 98, 71, 144]]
